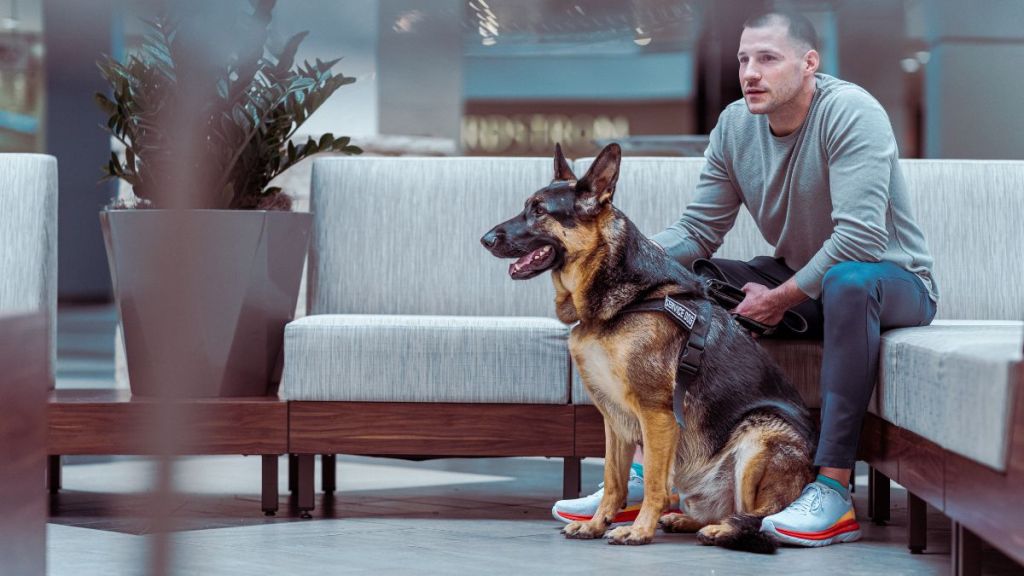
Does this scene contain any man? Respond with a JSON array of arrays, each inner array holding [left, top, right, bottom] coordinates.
[[553, 11, 937, 547]]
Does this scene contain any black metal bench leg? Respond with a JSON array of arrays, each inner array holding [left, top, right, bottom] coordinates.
[[262, 455, 279, 516], [908, 491, 927, 554], [952, 521, 982, 576], [47, 455, 61, 494], [321, 454, 336, 494], [867, 466, 890, 525], [288, 453, 298, 494], [562, 457, 581, 499], [297, 454, 315, 518]]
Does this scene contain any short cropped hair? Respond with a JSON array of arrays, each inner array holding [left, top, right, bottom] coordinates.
[[743, 11, 819, 52]]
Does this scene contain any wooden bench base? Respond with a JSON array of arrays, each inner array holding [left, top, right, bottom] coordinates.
[[47, 389, 287, 515], [287, 402, 576, 515]]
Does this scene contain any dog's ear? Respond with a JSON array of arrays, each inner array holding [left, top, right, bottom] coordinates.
[[576, 143, 621, 217], [553, 143, 576, 182]]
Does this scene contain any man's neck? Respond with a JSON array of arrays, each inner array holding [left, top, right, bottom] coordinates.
[[768, 77, 817, 137]]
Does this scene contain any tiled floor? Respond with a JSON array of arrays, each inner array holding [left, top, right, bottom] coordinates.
[[48, 306, 1023, 575]]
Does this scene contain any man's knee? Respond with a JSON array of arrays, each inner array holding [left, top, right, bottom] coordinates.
[[822, 262, 880, 305]]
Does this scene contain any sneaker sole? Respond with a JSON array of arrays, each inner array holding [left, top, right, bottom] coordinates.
[[763, 518, 863, 547]]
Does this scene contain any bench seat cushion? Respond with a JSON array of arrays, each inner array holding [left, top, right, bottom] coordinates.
[[282, 315, 570, 403], [880, 320, 1023, 472]]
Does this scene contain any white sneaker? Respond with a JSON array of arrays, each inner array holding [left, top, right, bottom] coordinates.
[[760, 481, 862, 547], [551, 466, 679, 524]]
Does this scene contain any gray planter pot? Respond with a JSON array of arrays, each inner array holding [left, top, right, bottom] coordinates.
[[100, 210, 311, 397]]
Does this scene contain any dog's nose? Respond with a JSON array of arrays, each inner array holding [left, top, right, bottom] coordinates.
[[481, 230, 500, 249]]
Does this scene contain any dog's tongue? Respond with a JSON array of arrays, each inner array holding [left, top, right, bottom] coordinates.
[[509, 245, 552, 278]]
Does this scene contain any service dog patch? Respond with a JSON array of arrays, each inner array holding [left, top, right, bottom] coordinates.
[[664, 296, 697, 330]]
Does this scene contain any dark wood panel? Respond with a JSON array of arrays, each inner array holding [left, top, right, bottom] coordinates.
[[897, 426, 945, 511], [48, 390, 286, 455], [574, 405, 606, 458], [0, 313, 48, 575], [942, 370, 1024, 566], [288, 402, 574, 456]]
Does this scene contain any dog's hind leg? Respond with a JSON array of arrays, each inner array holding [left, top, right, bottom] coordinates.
[[562, 418, 634, 540], [697, 426, 813, 553], [606, 406, 678, 545]]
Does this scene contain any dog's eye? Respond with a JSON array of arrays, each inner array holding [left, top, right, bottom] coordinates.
[[532, 204, 546, 217]]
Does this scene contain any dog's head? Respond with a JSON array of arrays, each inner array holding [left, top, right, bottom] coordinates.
[[480, 143, 621, 280]]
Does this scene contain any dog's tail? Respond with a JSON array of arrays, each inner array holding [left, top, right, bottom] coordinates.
[[704, 514, 779, 554]]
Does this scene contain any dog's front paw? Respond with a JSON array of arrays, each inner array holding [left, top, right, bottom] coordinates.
[[606, 524, 654, 546], [562, 520, 606, 540]]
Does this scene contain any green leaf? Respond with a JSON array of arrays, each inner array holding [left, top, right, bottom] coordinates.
[[301, 138, 319, 156], [272, 31, 308, 73]]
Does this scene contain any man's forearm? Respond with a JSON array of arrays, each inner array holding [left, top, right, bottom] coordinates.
[[769, 276, 810, 311]]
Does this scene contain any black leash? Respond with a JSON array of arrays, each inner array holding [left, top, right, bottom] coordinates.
[[617, 295, 712, 429]]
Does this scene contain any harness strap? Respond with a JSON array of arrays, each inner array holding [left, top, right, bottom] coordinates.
[[618, 295, 712, 429]]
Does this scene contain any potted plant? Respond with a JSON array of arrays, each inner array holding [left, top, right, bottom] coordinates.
[[94, 0, 361, 397]]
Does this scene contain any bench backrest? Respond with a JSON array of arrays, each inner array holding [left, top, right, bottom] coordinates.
[[311, 156, 1024, 321], [309, 157, 559, 317], [0, 154, 57, 383]]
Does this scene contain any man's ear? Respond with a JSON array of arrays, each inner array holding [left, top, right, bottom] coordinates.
[[804, 49, 820, 75], [576, 143, 621, 217], [553, 143, 576, 182]]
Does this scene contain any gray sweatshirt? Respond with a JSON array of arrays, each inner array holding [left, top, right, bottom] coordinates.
[[652, 73, 938, 302]]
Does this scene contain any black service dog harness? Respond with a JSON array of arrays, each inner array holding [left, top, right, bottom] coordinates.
[[617, 295, 818, 446], [617, 295, 711, 429]]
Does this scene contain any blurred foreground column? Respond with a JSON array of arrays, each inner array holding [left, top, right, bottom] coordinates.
[[0, 313, 48, 575]]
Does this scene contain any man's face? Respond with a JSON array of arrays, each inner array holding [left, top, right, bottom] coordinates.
[[737, 22, 809, 116]]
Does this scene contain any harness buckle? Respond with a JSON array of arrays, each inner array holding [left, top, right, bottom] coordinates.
[[679, 342, 704, 375]]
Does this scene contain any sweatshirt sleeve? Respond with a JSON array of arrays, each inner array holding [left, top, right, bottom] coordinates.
[[650, 117, 742, 267], [792, 89, 893, 298]]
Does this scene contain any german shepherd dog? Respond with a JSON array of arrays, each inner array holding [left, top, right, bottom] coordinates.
[[481, 144, 815, 553]]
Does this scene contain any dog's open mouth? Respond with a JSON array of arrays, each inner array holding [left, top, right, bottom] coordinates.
[[509, 245, 556, 279]]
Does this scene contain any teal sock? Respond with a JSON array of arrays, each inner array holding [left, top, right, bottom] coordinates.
[[817, 473, 849, 499], [631, 463, 644, 478]]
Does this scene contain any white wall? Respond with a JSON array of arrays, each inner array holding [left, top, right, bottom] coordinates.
[[273, 0, 380, 139]]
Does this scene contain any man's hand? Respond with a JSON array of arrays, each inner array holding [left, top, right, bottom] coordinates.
[[732, 277, 808, 328]]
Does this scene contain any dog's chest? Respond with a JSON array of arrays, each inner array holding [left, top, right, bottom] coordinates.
[[570, 332, 631, 412]]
